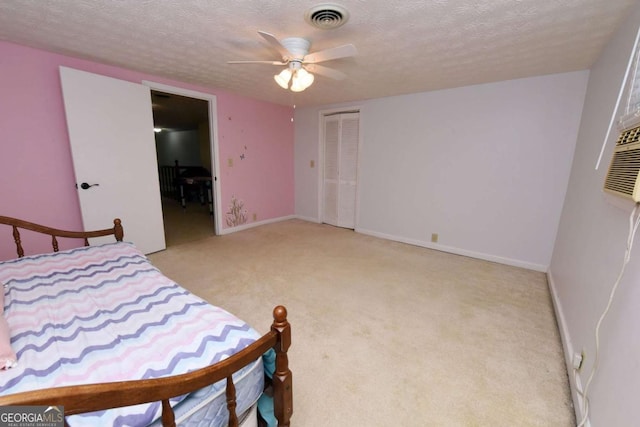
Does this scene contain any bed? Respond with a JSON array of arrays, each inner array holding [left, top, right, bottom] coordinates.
[[0, 216, 292, 427]]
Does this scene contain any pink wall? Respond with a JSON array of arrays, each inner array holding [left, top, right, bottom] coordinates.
[[218, 92, 295, 225], [0, 41, 294, 260]]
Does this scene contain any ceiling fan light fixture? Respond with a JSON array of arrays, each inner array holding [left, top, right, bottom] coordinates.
[[290, 81, 305, 92], [290, 70, 314, 92], [232, 30, 353, 92], [275, 67, 314, 92], [297, 68, 315, 87], [274, 69, 292, 89]]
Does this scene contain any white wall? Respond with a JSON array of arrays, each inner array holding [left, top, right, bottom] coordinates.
[[549, 4, 640, 426], [296, 72, 588, 270]]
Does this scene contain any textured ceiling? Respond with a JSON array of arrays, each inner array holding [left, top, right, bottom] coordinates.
[[0, 0, 636, 107]]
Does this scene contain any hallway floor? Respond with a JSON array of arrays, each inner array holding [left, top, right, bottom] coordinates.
[[161, 196, 214, 247]]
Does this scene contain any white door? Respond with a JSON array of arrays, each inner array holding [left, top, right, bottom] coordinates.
[[322, 112, 360, 229], [323, 116, 340, 226], [60, 66, 166, 254]]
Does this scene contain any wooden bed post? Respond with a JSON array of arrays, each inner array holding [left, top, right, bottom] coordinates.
[[12, 226, 24, 258], [271, 305, 293, 427], [113, 218, 124, 242]]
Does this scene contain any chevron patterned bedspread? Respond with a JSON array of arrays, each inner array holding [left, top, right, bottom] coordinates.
[[0, 242, 262, 426]]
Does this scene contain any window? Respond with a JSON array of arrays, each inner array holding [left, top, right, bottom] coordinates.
[[618, 40, 640, 130]]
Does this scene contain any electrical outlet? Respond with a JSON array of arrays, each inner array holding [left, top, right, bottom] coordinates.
[[310, 160, 315, 168], [431, 233, 438, 243], [228, 158, 233, 167], [252, 213, 257, 221]]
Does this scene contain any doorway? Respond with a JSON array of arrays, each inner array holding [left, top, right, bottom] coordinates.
[[150, 89, 216, 247]]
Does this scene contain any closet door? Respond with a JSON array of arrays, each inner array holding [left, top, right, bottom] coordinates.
[[322, 112, 360, 229], [323, 116, 340, 226]]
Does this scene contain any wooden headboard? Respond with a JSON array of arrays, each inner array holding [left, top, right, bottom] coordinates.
[[0, 216, 123, 258]]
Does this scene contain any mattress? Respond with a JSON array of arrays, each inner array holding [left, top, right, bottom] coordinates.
[[151, 359, 263, 427], [0, 242, 263, 426]]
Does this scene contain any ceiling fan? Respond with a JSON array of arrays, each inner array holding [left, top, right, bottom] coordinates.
[[228, 31, 357, 92]]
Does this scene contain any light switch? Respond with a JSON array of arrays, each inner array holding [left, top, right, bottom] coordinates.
[[228, 158, 233, 167], [310, 160, 315, 168]]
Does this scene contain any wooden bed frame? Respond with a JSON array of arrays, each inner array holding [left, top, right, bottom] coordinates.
[[0, 216, 293, 427]]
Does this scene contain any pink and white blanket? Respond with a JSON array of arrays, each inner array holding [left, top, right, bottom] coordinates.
[[0, 242, 261, 426]]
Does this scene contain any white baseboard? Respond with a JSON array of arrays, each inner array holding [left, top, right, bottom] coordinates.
[[355, 227, 548, 272], [218, 215, 297, 235], [547, 270, 590, 427], [222, 217, 547, 272], [295, 215, 321, 223]]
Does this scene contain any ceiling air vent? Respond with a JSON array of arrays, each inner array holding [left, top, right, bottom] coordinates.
[[604, 125, 640, 202], [305, 4, 350, 30]]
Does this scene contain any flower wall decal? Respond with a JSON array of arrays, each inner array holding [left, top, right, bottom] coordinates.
[[226, 196, 248, 227]]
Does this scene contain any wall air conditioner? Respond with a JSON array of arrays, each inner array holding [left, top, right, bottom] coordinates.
[[604, 124, 640, 202]]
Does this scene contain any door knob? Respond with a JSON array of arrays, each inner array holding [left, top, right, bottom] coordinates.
[[78, 182, 99, 190]]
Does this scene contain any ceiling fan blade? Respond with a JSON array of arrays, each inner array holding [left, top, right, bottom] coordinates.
[[303, 44, 357, 64], [227, 60, 287, 65], [304, 64, 347, 80], [258, 31, 292, 60]]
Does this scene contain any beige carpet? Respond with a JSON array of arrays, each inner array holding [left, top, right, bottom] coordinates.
[[148, 219, 574, 427]]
